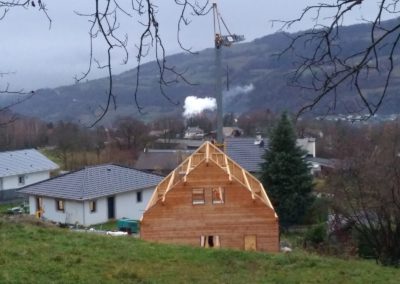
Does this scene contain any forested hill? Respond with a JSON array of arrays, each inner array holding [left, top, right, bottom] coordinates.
[[7, 17, 400, 124]]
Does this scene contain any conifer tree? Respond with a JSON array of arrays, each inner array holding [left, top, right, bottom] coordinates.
[[260, 113, 314, 227]]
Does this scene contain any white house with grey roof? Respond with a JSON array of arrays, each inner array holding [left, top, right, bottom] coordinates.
[[0, 149, 59, 201], [224, 137, 317, 174], [19, 164, 163, 226]]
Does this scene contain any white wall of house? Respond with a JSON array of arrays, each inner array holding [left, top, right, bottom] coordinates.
[[115, 188, 154, 220], [28, 195, 83, 224], [83, 198, 108, 226], [297, 138, 316, 157], [27, 187, 155, 226], [1, 171, 50, 191]]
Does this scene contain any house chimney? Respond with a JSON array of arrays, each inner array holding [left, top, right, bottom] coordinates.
[[254, 132, 263, 147]]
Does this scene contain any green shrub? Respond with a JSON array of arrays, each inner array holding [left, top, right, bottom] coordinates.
[[305, 223, 327, 245]]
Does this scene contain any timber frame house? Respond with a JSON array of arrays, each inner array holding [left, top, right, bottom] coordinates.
[[141, 141, 279, 252]]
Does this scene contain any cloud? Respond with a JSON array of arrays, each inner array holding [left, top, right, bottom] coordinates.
[[183, 96, 216, 118]]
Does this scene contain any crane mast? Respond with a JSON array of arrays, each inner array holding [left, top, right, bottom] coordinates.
[[212, 3, 244, 144]]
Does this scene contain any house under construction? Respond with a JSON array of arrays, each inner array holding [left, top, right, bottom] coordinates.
[[140, 141, 279, 252]]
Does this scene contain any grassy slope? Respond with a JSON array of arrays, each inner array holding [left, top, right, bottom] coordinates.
[[0, 217, 398, 284]]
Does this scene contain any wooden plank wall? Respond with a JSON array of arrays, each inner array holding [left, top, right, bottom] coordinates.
[[141, 162, 279, 252]]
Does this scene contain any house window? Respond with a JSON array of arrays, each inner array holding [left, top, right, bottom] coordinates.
[[89, 200, 96, 213], [212, 187, 224, 204], [200, 235, 220, 248], [56, 199, 65, 212], [192, 188, 205, 205], [136, 191, 143, 203], [18, 175, 25, 185]]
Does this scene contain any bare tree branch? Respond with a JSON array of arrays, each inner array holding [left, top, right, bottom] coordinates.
[[72, 0, 211, 126], [275, 0, 400, 118]]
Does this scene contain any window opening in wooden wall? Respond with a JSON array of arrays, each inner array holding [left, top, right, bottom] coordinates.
[[192, 188, 205, 205], [212, 187, 224, 204], [200, 235, 220, 248]]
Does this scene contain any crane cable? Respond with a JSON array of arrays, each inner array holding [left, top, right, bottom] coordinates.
[[212, 3, 233, 37]]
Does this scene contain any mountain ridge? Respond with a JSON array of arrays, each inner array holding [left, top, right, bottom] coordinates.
[[5, 17, 400, 124]]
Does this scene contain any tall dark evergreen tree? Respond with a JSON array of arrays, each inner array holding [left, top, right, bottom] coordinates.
[[260, 113, 314, 227]]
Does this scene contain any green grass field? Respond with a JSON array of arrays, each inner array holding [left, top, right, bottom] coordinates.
[[0, 216, 398, 284]]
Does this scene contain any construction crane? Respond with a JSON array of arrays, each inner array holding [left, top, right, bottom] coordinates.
[[212, 3, 244, 144]]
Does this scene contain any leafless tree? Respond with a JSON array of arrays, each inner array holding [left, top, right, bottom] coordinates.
[[327, 121, 400, 265], [74, 0, 211, 126], [276, 1, 400, 117], [0, 1, 212, 126]]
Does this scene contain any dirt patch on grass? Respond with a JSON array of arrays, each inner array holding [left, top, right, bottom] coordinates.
[[0, 215, 57, 228]]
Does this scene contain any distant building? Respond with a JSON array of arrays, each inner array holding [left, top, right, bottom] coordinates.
[[135, 149, 193, 175], [19, 164, 163, 226], [0, 149, 59, 201], [184, 126, 204, 139], [205, 127, 244, 140], [154, 138, 203, 150], [225, 136, 319, 175], [297, 137, 316, 158]]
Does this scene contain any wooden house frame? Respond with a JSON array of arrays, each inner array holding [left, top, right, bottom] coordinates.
[[141, 142, 279, 252]]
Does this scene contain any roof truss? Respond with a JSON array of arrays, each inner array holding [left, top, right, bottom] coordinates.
[[145, 142, 276, 214]]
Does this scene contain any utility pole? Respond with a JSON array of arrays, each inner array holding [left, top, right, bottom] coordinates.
[[212, 3, 244, 144]]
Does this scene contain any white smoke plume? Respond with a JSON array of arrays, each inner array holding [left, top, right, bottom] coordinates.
[[223, 83, 254, 102], [183, 96, 216, 118]]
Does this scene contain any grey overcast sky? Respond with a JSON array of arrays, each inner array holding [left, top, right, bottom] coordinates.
[[0, 1, 394, 90]]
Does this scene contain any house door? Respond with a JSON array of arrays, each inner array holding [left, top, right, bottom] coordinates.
[[107, 196, 115, 219], [244, 235, 257, 251]]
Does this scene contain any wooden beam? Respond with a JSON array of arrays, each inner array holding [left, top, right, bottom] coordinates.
[[259, 181, 275, 210], [162, 171, 175, 203], [184, 156, 192, 183], [242, 169, 255, 199], [225, 155, 232, 182], [206, 143, 209, 164]]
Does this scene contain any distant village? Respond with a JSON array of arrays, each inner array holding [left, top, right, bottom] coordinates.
[[2, 99, 378, 254]]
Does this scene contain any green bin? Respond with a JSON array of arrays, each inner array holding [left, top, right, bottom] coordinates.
[[117, 218, 140, 234]]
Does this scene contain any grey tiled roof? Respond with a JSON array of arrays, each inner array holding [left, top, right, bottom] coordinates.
[[19, 164, 163, 200], [306, 157, 338, 168], [224, 137, 269, 173], [135, 150, 193, 172], [0, 149, 59, 178]]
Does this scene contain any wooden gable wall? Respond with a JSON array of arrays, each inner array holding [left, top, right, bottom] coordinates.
[[141, 158, 279, 252]]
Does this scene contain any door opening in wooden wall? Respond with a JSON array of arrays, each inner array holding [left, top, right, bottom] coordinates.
[[244, 235, 257, 251], [200, 235, 220, 248]]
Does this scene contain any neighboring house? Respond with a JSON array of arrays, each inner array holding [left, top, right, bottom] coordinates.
[[0, 149, 59, 201], [224, 136, 318, 174], [19, 164, 163, 226], [141, 142, 279, 252], [184, 126, 204, 139], [135, 149, 193, 175], [224, 137, 268, 174], [223, 127, 244, 138], [154, 138, 203, 150], [205, 127, 244, 139], [297, 137, 316, 158], [307, 157, 338, 177]]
